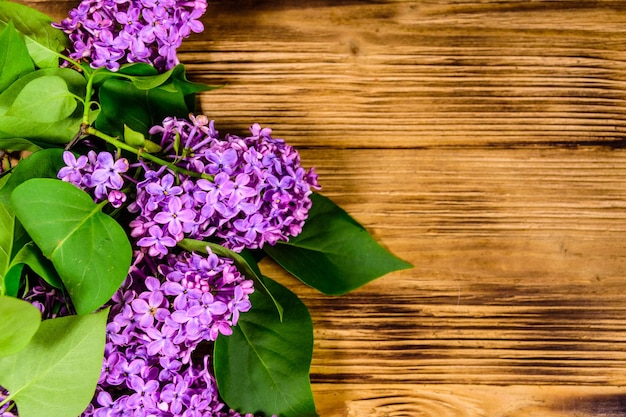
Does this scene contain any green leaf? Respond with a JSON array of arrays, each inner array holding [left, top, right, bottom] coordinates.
[[2, 263, 22, 297], [0, 295, 41, 356], [264, 193, 412, 295], [214, 277, 317, 417], [0, 21, 35, 93], [0, 148, 66, 205], [94, 65, 216, 138], [11, 179, 132, 314], [0, 68, 85, 116], [0, 202, 29, 297], [93, 63, 218, 92], [118, 64, 176, 90], [0, 309, 108, 417], [91, 62, 158, 86], [9, 241, 63, 289], [0, 0, 70, 68], [95, 78, 193, 137], [9, 216, 28, 259], [123, 123, 146, 147], [6, 75, 77, 122], [0, 203, 14, 291], [0, 114, 83, 146], [0, 68, 85, 145], [178, 238, 284, 321], [170, 64, 222, 96]]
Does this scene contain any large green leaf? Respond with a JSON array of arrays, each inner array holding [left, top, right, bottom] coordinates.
[[11, 179, 132, 314], [0, 21, 34, 93], [264, 193, 412, 295], [214, 277, 317, 417], [0, 295, 41, 356], [0, 68, 85, 145], [0, 0, 70, 68], [0, 309, 108, 417], [0, 149, 65, 296], [0, 68, 85, 116], [6, 75, 77, 123]]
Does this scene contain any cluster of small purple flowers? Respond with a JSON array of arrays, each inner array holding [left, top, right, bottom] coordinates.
[[49, 115, 318, 416], [0, 247, 256, 417], [58, 150, 130, 208], [130, 115, 320, 254], [53, 0, 207, 71], [77, 247, 254, 416]]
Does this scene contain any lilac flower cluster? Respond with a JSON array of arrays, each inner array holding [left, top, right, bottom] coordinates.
[[77, 247, 254, 416], [131, 115, 320, 254], [50, 115, 318, 416], [58, 150, 129, 208], [53, 0, 207, 71], [0, 248, 255, 417]]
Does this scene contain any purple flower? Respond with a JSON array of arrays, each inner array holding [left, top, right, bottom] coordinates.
[[58, 151, 87, 185], [144, 324, 179, 357], [153, 196, 196, 236], [136, 225, 177, 257], [108, 189, 127, 208], [131, 291, 168, 328], [107, 357, 145, 386], [188, 292, 228, 327], [160, 377, 189, 414], [127, 375, 159, 410], [145, 173, 182, 203], [91, 152, 129, 190], [229, 285, 252, 325], [205, 148, 238, 175]]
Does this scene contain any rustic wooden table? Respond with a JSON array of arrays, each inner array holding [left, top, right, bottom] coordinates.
[[26, 0, 626, 415]]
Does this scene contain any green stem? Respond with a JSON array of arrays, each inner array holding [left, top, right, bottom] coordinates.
[[82, 69, 99, 125], [86, 127, 214, 181]]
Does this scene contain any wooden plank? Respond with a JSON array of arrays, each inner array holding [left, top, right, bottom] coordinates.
[[312, 385, 626, 417]]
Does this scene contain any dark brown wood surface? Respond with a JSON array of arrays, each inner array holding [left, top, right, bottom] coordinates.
[[21, 0, 626, 415]]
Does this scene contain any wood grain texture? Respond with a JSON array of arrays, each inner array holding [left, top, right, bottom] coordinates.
[[20, 0, 626, 415]]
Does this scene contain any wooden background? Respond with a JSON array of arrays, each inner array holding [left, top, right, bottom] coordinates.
[[25, 0, 626, 415]]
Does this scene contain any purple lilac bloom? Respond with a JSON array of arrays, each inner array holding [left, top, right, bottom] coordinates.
[[58, 150, 129, 206], [129, 115, 320, 255], [79, 247, 254, 416], [53, 0, 208, 71]]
